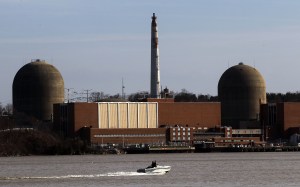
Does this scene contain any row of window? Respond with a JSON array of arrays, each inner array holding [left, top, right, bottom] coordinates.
[[172, 127, 208, 131], [221, 139, 253, 143], [172, 137, 191, 141], [172, 132, 191, 136], [173, 128, 191, 131], [94, 134, 165, 138], [232, 130, 261, 134]]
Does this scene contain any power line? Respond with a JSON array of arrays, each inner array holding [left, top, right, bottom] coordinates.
[[83, 89, 92, 102]]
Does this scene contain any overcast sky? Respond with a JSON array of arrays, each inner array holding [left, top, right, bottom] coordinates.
[[1, 0, 300, 104]]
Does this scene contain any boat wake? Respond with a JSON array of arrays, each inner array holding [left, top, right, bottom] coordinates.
[[0, 171, 165, 180]]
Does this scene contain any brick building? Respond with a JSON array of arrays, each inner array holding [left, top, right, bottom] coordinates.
[[53, 100, 221, 145], [261, 102, 300, 139]]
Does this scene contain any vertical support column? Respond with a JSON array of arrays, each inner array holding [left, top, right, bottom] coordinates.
[[97, 103, 100, 129], [117, 102, 120, 128], [146, 102, 149, 128], [107, 103, 110, 129], [137, 103, 140, 128], [156, 102, 158, 128], [127, 102, 130, 128]]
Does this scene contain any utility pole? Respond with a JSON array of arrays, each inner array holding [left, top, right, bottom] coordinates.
[[83, 89, 92, 102], [122, 78, 125, 99]]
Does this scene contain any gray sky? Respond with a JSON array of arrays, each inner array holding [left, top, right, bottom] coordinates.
[[1, 0, 300, 104]]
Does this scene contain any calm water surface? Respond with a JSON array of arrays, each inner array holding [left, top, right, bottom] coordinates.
[[1, 152, 300, 187]]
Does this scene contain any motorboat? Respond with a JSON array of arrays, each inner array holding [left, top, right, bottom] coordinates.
[[137, 161, 171, 173]]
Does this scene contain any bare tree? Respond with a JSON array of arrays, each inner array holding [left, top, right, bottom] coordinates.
[[4, 104, 13, 115], [0, 102, 3, 116], [128, 91, 149, 102], [174, 89, 197, 102], [89, 91, 111, 102], [89, 92, 101, 102]]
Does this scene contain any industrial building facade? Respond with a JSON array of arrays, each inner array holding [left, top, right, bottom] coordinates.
[[158, 102, 220, 128], [97, 102, 158, 129], [194, 127, 262, 147], [54, 102, 158, 136], [53, 101, 221, 145], [261, 102, 300, 139], [53, 100, 300, 147], [90, 128, 167, 145]]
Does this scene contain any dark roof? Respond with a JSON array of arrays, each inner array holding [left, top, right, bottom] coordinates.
[[218, 63, 266, 89]]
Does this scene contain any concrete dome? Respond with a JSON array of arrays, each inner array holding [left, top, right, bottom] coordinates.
[[218, 62, 266, 128], [13, 59, 64, 121]]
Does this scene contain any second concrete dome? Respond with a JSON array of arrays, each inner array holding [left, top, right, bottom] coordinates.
[[218, 62, 266, 129], [13, 59, 64, 121]]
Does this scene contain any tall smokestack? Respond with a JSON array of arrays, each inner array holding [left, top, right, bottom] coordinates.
[[150, 13, 161, 98]]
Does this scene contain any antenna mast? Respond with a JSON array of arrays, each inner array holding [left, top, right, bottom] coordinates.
[[122, 78, 125, 99]]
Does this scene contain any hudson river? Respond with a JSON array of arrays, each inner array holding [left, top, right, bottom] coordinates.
[[1, 152, 300, 187]]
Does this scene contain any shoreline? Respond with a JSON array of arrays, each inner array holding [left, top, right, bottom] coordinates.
[[1, 146, 300, 157]]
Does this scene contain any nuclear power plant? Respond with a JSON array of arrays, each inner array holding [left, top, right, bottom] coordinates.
[[6, 13, 300, 151]]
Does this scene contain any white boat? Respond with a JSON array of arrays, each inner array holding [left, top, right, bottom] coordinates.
[[137, 161, 171, 173]]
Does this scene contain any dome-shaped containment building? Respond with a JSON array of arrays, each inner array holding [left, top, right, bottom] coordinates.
[[13, 59, 64, 121], [218, 62, 266, 129]]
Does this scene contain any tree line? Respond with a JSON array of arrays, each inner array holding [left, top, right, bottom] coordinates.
[[266, 92, 300, 103], [124, 90, 300, 102], [173, 91, 300, 102], [85, 90, 300, 103]]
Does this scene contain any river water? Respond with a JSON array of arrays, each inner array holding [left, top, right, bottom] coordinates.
[[1, 152, 300, 187]]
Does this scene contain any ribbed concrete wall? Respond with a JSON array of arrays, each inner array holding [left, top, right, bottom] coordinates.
[[98, 102, 158, 129]]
